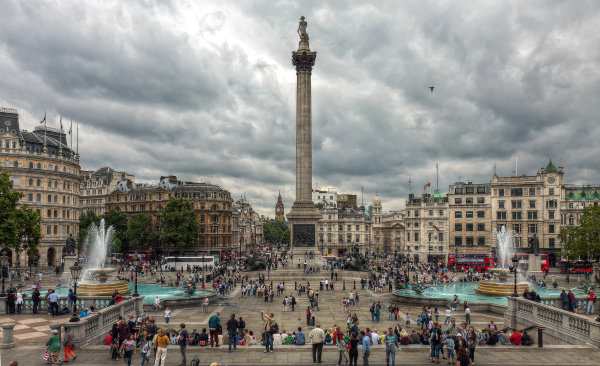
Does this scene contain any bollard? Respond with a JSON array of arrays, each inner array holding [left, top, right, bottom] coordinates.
[[0, 323, 16, 349], [343, 280, 346, 291], [537, 326, 545, 348], [353, 280, 356, 289]]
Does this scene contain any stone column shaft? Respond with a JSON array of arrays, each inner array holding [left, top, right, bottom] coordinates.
[[296, 71, 312, 202]]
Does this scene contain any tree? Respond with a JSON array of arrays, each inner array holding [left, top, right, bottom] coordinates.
[[77, 210, 101, 250], [560, 204, 600, 261], [160, 198, 198, 253], [127, 213, 156, 249], [103, 209, 129, 253], [0, 170, 42, 253], [263, 221, 290, 245]]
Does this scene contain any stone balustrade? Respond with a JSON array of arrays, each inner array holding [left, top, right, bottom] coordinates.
[[55, 296, 144, 348], [505, 296, 600, 347], [0, 294, 119, 314]]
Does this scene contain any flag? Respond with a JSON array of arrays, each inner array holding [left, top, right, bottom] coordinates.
[[68, 120, 72, 135], [424, 180, 431, 190], [60, 116, 63, 130], [364, 208, 370, 216], [39, 112, 46, 124]]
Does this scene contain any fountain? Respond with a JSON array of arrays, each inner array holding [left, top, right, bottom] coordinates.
[[77, 219, 129, 296], [475, 226, 529, 296]]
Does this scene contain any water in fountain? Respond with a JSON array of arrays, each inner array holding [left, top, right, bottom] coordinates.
[[495, 225, 515, 269], [82, 219, 115, 282]]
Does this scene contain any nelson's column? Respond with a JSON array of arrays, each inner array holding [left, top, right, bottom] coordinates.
[[287, 16, 322, 254]]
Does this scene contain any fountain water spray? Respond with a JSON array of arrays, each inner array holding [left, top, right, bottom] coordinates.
[[495, 225, 515, 269], [83, 219, 114, 271]]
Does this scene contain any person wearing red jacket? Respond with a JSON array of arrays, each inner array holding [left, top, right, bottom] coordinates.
[[586, 289, 596, 314]]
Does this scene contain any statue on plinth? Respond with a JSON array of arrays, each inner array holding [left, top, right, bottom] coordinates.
[[297, 16, 309, 41], [65, 234, 76, 256], [528, 234, 540, 256]]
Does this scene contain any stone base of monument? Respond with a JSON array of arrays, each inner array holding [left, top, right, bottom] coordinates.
[[528, 254, 544, 281], [77, 280, 130, 296], [475, 281, 529, 296], [60, 255, 77, 284]]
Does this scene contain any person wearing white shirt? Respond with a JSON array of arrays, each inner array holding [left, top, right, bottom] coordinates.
[[370, 330, 379, 345], [465, 306, 471, 325], [445, 308, 452, 325]]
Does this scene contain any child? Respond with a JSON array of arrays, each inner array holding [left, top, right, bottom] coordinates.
[[444, 334, 455, 364], [141, 338, 152, 365], [405, 312, 411, 328], [416, 316, 421, 329]]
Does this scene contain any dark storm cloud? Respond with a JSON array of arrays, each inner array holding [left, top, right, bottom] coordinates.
[[1, 0, 599, 215]]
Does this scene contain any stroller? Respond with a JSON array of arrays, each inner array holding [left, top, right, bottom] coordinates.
[[44, 349, 63, 365]]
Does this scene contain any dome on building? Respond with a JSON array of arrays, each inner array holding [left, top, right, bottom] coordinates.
[[373, 194, 382, 207], [545, 159, 558, 173]]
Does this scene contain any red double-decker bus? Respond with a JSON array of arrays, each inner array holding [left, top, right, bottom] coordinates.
[[559, 260, 593, 274], [514, 253, 550, 273], [447, 253, 494, 272], [125, 250, 150, 262]]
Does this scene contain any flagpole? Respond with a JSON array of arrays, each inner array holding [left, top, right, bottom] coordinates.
[[76, 123, 79, 155], [70, 120, 73, 149]]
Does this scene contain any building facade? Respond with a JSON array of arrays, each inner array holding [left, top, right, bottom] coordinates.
[[233, 197, 264, 254], [317, 204, 371, 256], [448, 182, 492, 256], [313, 187, 338, 208], [105, 176, 233, 258], [403, 191, 449, 263], [80, 167, 134, 215], [490, 161, 563, 266], [0, 107, 81, 267]]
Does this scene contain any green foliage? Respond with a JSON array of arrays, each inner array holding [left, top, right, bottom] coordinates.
[[0, 170, 42, 253], [77, 210, 101, 250], [160, 198, 198, 251], [560, 204, 600, 261], [104, 209, 129, 252], [263, 220, 290, 244], [127, 213, 156, 249]]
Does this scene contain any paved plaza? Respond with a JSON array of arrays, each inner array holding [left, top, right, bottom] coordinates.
[[3, 269, 600, 365]]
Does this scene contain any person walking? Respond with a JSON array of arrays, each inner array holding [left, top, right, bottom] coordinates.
[[48, 290, 59, 317], [384, 327, 397, 366], [32, 287, 40, 314], [309, 323, 325, 363], [464, 306, 471, 325], [120, 334, 136, 366], [208, 312, 221, 347], [429, 322, 442, 364], [348, 332, 359, 366], [261, 311, 276, 353], [153, 329, 170, 366], [178, 323, 188, 366], [202, 297, 209, 313], [164, 307, 171, 325], [361, 330, 371, 366], [46, 329, 61, 364], [336, 328, 348, 366], [63, 327, 76, 362], [226, 314, 239, 353], [586, 289, 596, 314]]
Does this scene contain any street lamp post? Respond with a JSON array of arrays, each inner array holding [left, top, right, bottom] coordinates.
[[133, 253, 141, 297], [69, 261, 83, 322], [0, 255, 8, 297], [511, 255, 519, 298]]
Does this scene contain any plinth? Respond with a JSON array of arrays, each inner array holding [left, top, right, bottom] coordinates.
[[60, 255, 77, 284]]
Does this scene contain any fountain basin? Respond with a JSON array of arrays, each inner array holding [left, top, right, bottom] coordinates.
[[475, 280, 529, 296], [78, 280, 130, 296]]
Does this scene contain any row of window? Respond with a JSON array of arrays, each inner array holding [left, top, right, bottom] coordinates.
[[319, 224, 364, 231], [407, 210, 445, 217], [454, 197, 486, 204], [406, 232, 444, 242], [45, 224, 72, 236], [454, 237, 486, 246], [319, 234, 363, 243], [27, 193, 74, 205], [496, 187, 556, 197], [454, 186, 487, 194], [455, 211, 486, 218], [454, 223, 486, 232], [495, 211, 539, 220], [21, 178, 72, 190]]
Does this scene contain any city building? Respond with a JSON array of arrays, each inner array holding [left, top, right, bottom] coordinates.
[[80, 167, 134, 215], [317, 203, 371, 256], [0, 107, 81, 267], [313, 187, 337, 208], [448, 182, 492, 256], [337, 193, 358, 210], [233, 196, 264, 254], [275, 192, 285, 221], [403, 191, 449, 263], [380, 211, 406, 257], [490, 160, 563, 266], [105, 175, 233, 259], [561, 184, 600, 227]]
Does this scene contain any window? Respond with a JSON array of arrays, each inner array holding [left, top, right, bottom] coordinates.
[[47, 209, 51, 217], [429, 210, 433, 216], [466, 237, 474, 246], [466, 187, 474, 194], [512, 212, 522, 220], [477, 223, 485, 231], [455, 211, 462, 218], [47, 195, 52, 202], [498, 201, 505, 209], [549, 188, 555, 195], [511, 188, 523, 196], [549, 211, 555, 219], [454, 198, 462, 204], [549, 238, 555, 248], [407, 232, 410, 241], [29, 162, 33, 168], [497, 212, 507, 220], [529, 201, 536, 208], [477, 186, 486, 194], [36, 194, 41, 202], [466, 197, 473, 204], [455, 237, 462, 246], [499, 189, 504, 197], [568, 215, 574, 225], [477, 211, 485, 218], [511, 201, 522, 209], [455, 188, 463, 194], [466, 224, 473, 232], [549, 225, 555, 234], [529, 188, 535, 196], [477, 197, 484, 203], [12, 177, 18, 186], [466, 211, 473, 218], [36, 163, 41, 169], [527, 211, 538, 220], [28, 193, 33, 201], [454, 224, 462, 231], [54, 225, 58, 235], [414, 233, 419, 241], [28, 178, 33, 186], [528, 224, 538, 234], [478, 237, 486, 246], [439, 233, 443, 242], [513, 224, 521, 233], [439, 210, 443, 216], [356, 225, 360, 230]]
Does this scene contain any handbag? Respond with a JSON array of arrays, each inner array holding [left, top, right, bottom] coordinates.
[[43, 350, 51, 361]]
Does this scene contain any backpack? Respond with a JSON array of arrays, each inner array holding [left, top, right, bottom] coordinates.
[[190, 359, 200, 366], [370, 304, 375, 313], [270, 323, 279, 333], [431, 329, 440, 343], [325, 333, 332, 343]]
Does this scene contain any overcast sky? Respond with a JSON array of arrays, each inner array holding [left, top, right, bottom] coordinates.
[[2, 0, 599, 216]]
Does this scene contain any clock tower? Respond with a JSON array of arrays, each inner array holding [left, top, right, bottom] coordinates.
[[275, 192, 285, 221]]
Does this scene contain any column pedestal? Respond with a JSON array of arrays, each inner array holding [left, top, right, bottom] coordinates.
[[61, 256, 77, 284]]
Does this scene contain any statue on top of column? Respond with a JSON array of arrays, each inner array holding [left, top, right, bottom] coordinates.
[[298, 16, 309, 41]]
